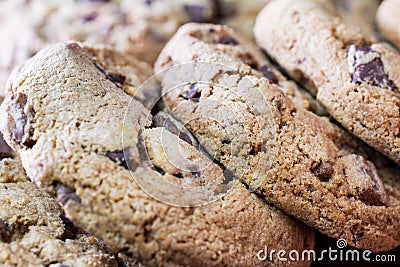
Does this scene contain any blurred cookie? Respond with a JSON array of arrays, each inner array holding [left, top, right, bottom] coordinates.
[[377, 0, 400, 48], [255, 0, 400, 165], [0, 0, 216, 96], [216, 0, 270, 38], [333, 0, 381, 38], [0, 155, 141, 267]]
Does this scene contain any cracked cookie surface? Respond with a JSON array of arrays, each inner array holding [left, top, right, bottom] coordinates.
[[0, 41, 314, 267], [254, 0, 400, 165], [0, 0, 217, 96], [155, 23, 400, 252], [0, 153, 141, 267]]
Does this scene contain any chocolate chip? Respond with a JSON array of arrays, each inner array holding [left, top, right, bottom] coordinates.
[[173, 172, 183, 179], [151, 115, 192, 145], [311, 161, 334, 181], [341, 154, 387, 205], [184, 4, 212, 23], [238, 53, 259, 69], [221, 139, 231, 145], [181, 84, 201, 102], [191, 171, 201, 178], [0, 133, 13, 159], [106, 150, 129, 169], [352, 58, 396, 89], [249, 142, 262, 156], [259, 65, 279, 84], [22, 126, 36, 149], [143, 0, 153, 5], [9, 93, 27, 145], [216, 34, 239, 46], [82, 12, 98, 23], [0, 219, 11, 243], [106, 73, 126, 86], [349, 45, 397, 90], [56, 184, 81, 205], [154, 166, 165, 176], [358, 161, 387, 205]]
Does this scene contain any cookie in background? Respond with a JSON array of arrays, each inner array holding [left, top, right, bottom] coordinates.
[[377, 0, 400, 49], [0, 0, 217, 96]]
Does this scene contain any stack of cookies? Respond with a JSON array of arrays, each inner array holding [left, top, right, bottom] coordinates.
[[0, 0, 399, 266]]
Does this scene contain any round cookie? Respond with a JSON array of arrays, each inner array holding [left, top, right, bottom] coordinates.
[[0, 42, 314, 266], [0, 155, 142, 267], [155, 23, 400, 252], [377, 0, 400, 49], [254, 0, 400, 165], [155, 22, 327, 115], [0, 0, 217, 96]]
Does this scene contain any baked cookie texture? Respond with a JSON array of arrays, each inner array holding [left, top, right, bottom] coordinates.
[[254, 0, 400, 165], [155, 23, 400, 252], [377, 0, 400, 49], [0, 0, 217, 96], [0, 152, 141, 266], [0, 41, 314, 266]]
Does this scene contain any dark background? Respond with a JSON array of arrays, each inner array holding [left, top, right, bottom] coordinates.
[[312, 232, 400, 266]]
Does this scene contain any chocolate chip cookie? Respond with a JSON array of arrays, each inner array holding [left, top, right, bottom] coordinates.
[[0, 41, 314, 266], [254, 0, 400, 165], [0, 0, 216, 96], [155, 22, 400, 252], [377, 0, 400, 49], [0, 154, 141, 266], [155, 22, 326, 115]]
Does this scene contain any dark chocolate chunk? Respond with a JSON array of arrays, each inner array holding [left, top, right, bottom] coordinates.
[[0, 218, 11, 243], [358, 160, 387, 205], [311, 161, 334, 181], [216, 34, 239, 46], [191, 171, 201, 178], [9, 93, 27, 145], [259, 65, 279, 84], [0, 132, 14, 159], [350, 45, 396, 90], [151, 115, 192, 145], [238, 53, 259, 69], [56, 184, 81, 205], [180, 83, 201, 102], [106, 73, 126, 86], [184, 4, 212, 23], [143, 0, 153, 5], [352, 58, 396, 89], [22, 126, 36, 149], [106, 150, 129, 169], [82, 12, 98, 23]]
